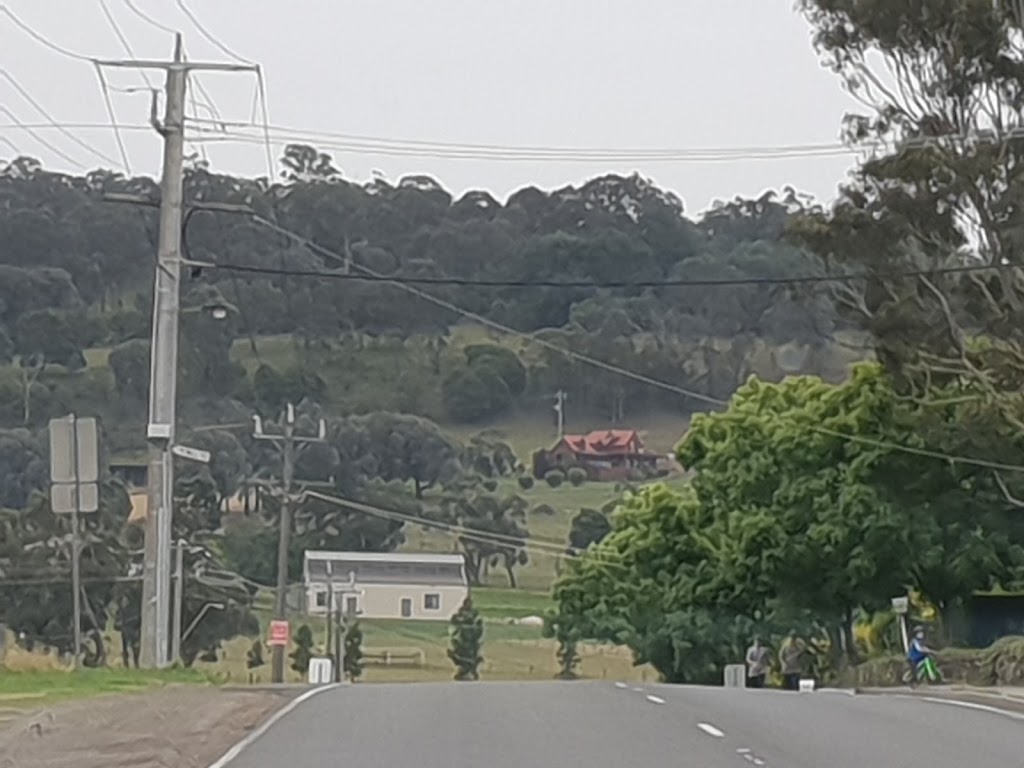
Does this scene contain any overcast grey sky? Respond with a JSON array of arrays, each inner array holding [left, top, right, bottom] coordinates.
[[1, 0, 861, 214]]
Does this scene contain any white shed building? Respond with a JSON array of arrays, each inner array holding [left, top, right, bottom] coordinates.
[[303, 551, 469, 621]]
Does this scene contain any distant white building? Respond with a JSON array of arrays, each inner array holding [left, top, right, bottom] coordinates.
[[303, 551, 469, 621]]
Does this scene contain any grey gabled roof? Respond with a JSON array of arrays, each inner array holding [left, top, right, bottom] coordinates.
[[303, 550, 468, 587]]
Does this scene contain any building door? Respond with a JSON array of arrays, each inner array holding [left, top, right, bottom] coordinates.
[[400, 598, 413, 618]]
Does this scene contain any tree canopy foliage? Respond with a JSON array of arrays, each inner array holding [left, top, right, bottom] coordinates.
[[552, 364, 1024, 682]]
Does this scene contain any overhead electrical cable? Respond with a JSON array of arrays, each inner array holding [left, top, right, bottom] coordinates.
[[198, 259, 1018, 289], [238, 214, 1024, 472], [0, 68, 123, 167]]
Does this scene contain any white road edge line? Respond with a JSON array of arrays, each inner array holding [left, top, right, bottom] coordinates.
[[920, 696, 1024, 722], [646, 695, 666, 704], [697, 722, 725, 738], [207, 685, 340, 768]]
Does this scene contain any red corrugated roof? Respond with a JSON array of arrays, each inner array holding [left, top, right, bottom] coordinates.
[[560, 429, 644, 455]]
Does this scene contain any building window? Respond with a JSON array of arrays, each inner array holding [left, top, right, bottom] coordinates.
[[315, 591, 326, 608], [424, 593, 440, 611], [345, 596, 358, 616]]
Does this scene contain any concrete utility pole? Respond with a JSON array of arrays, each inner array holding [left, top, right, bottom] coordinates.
[[96, 36, 257, 669], [170, 539, 185, 664], [253, 404, 327, 683]]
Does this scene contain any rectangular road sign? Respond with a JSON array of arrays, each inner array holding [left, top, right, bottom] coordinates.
[[268, 620, 290, 647], [51, 482, 99, 514], [49, 416, 99, 484]]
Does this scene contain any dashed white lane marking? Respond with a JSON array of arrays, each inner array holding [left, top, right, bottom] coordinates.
[[921, 696, 1024, 722], [614, 682, 628, 689], [631, 686, 644, 693], [697, 722, 725, 738], [646, 695, 665, 705]]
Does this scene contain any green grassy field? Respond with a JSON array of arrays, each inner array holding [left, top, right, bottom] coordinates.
[[403, 475, 689, 591], [237, 586, 651, 685]]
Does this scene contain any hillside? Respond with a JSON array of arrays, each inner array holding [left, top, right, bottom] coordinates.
[[0, 156, 871, 665]]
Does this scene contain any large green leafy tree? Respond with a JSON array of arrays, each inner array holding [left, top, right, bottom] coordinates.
[[679, 364, 1024, 649], [553, 364, 1024, 680], [552, 484, 754, 684]]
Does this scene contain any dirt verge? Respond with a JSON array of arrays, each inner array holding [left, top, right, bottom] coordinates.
[[0, 685, 296, 768]]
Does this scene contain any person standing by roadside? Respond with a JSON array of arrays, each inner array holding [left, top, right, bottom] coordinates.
[[779, 629, 807, 691], [745, 636, 770, 688]]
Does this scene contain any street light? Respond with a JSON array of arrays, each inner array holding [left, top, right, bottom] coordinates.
[[181, 302, 234, 321]]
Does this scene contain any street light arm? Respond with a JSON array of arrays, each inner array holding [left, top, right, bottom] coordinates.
[[180, 601, 225, 645]]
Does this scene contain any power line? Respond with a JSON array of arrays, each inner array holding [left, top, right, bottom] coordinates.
[[0, 4, 95, 61], [241, 214, 1024, 471], [192, 129, 857, 164], [94, 63, 133, 173], [122, 0, 178, 35], [200, 258, 1017, 290], [168, 2, 272, 176], [0, 574, 143, 587], [254, 67, 274, 179], [304, 491, 581, 558], [0, 67, 123, 167], [807, 426, 1024, 474], [0, 105, 86, 168], [98, 0, 156, 90], [0, 121, 151, 132], [248, 214, 726, 406], [185, 116, 856, 159], [174, 0, 252, 63]]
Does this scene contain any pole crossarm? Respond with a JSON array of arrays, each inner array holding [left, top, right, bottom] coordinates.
[[95, 59, 257, 73]]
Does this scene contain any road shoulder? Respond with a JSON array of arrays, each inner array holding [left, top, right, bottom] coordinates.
[[856, 685, 1024, 717], [0, 685, 300, 768]]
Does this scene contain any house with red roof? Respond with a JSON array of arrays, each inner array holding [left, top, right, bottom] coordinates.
[[534, 429, 658, 481]]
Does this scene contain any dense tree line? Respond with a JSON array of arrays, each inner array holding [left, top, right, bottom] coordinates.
[[0, 150, 848, 448]]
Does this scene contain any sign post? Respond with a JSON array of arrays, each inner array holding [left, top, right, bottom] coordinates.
[[49, 415, 99, 669], [891, 595, 910, 653]]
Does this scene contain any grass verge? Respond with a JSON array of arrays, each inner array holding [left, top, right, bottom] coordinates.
[[0, 666, 210, 708]]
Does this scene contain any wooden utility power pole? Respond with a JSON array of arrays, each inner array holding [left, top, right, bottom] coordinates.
[[253, 404, 327, 683], [95, 36, 257, 669]]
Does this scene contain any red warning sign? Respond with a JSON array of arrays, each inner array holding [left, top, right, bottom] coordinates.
[[268, 620, 290, 646]]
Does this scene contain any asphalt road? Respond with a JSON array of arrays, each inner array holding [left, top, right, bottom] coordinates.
[[220, 682, 1024, 768]]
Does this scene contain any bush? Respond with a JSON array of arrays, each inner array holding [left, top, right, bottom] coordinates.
[[545, 470, 565, 488], [482, 479, 498, 492], [517, 475, 534, 490], [567, 467, 587, 487], [532, 503, 557, 517]]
